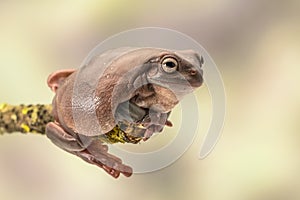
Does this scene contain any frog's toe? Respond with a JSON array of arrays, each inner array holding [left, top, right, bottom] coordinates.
[[117, 163, 133, 177], [91, 150, 132, 177], [102, 165, 121, 178], [74, 148, 132, 178]]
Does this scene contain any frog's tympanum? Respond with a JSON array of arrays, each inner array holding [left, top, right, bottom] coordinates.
[[0, 47, 204, 178]]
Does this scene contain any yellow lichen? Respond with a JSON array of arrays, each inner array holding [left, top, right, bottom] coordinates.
[[0, 103, 7, 110], [20, 123, 30, 133]]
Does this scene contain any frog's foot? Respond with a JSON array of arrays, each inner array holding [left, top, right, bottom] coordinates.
[[46, 122, 85, 152], [47, 69, 75, 93], [74, 141, 133, 178], [141, 111, 173, 141], [46, 122, 132, 178]]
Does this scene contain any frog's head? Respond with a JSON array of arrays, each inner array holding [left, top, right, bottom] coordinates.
[[145, 49, 204, 97]]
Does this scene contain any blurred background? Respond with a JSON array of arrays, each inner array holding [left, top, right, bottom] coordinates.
[[0, 0, 299, 200]]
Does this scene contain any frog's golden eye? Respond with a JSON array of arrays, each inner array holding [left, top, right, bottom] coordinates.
[[161, 57, 178, 73]]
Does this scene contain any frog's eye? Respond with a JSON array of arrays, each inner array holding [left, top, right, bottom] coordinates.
[[161, 57, 178, 73]]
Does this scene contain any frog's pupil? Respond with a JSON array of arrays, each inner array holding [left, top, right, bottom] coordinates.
[[166, 61, 176, 68]]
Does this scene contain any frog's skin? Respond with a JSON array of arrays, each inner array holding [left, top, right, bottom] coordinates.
[[46, 47, 204, 178]]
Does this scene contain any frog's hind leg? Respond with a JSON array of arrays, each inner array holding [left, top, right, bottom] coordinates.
[[47, 69, 75, 92], [45, 122, 84, 152], [84, 139, 133, 178], [45, 122, 132, 178]]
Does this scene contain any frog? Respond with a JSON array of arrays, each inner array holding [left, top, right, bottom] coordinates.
[[24, 47, 204, 178]]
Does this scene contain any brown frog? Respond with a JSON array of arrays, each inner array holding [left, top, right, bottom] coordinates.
[[46, 47, 204, 178]]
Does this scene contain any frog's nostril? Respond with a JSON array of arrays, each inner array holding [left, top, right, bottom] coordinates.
[[189, 69, 197, 76]]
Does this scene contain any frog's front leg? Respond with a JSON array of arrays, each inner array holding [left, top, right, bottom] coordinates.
[[45, 122, 132, 178], [141, 111, 173, 140]]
